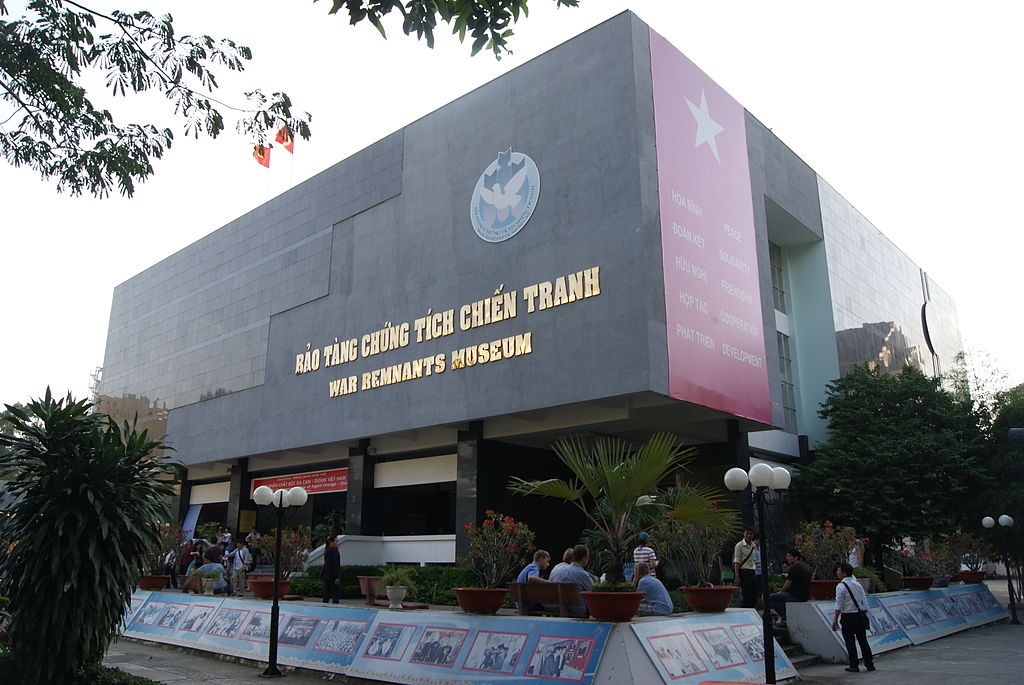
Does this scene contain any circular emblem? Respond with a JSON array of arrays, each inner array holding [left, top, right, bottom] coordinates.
[[470, 148, 541, 242]]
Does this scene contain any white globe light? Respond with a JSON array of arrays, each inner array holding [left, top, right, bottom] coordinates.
[[772, 466, 791, 490], [723, 467, 749, 491], [999, 515, 1014, 528], [982, 516, 995, 529], [748, 463, 775, 488], [288, 486, 308, 507], [252, 485, 273, 506], [273, 488, 290, 508]]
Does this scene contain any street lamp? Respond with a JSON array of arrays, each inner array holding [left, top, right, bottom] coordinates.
[[982, 514, 1019, 625], [724, 464, 790, 685], [252, 485, 309, 677]]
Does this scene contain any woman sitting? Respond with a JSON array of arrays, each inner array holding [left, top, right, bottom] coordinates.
[[634, 561, 672, 616]]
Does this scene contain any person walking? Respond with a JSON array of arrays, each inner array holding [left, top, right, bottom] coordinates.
[[633, 532, 658, 577], [320, 536, 342, 603], [832, 563, 875, 672], [733, 529, 758, 608]]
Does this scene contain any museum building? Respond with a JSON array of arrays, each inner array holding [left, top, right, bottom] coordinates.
[[96, 12, 962, 563]]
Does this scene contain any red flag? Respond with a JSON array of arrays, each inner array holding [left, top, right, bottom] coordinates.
[[275, 126, 294, 154], [253, 144, 270, 167]]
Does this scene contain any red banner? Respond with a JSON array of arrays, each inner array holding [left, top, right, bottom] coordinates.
[[251, 468, 348, 495]]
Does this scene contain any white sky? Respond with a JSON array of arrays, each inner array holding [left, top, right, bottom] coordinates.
[[2, 0, 1022, 409]]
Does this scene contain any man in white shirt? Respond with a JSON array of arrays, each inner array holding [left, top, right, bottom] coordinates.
[[733, 529, 757, 608], [230, 539, 253, 596], [831, 563, 875, 673]]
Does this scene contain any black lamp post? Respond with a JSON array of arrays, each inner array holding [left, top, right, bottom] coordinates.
[[982, 514, 1019, 625], [252, 484, 309, 677], [725, 463, 790, 685]]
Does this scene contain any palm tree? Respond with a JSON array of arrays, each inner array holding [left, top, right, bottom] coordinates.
[[508, 432, 696, 582]]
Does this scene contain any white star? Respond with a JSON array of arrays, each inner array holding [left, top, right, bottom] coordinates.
[[684, 89, 725, 165]]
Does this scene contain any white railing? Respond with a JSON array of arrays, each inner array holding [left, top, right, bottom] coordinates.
[[305, 534, 456, 568]]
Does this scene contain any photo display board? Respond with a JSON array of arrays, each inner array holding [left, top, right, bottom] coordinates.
[[650, 28, 771, 424], [877, 584, 1008, 644], [806, 595, 911, 656], [124, 592, 611, 684], [629, 609, 796, 683]]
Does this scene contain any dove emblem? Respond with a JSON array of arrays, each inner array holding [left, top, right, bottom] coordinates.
[[470, 148, 541, 242]]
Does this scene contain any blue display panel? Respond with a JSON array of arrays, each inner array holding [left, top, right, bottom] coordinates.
[[124, 592, 611, 684], [629, 609, 797, 683], [877, 584, 1007, 644], [806, 594, 911, 655]]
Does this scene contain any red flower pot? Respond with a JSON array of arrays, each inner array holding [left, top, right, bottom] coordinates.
[[810, 579, 841, 600], [959, 570, 985, 584], [681, 586, 736, 613], [248, 578, 292, 599], [454, 587, 508, 614], [581, 591, 645, 621], [901, 576, 934, 590], [138, 574, 170, 591]]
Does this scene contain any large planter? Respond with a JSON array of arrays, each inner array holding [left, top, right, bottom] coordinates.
[[810, 579, 841, 600], [681, 586, 736, 613], [959, 570, 986, 584], [249, 578, 292, 599], [580, 591, 645, 622], [454, 587, 508, 614], [901, 575, 934, 590], [386, 585, 408, 609], [138, 574, 170, 591], [201, 578, 219, 596]]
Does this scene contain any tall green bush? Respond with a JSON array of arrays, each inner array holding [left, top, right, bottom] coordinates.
[[0, 391, 177, 684]]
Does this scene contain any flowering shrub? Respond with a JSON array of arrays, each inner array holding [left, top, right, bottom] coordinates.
[[143, 521, 185, 575], [937, 533, 992, 572], [463, 510, 536, 588], [792, 520, 859, 579], [885, 541, 942, 576], [260, 525, 311, 578]]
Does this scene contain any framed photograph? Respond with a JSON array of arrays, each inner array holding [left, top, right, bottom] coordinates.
[[313, 619, 369, 655], [125, 596, 147, 625], [279, 616, 321, 649], [463, 630, 529, 674], [157, 603, 189, 629], [206, 608, 250, 639], [240, 612, 273, 643], [693, 627, 745, 670], [908, 601, 934, 626], [179, 605, 215, 633], [646, 632, 708, 680], [867, 607, 897, 635], [729, 623, 764, 662], [133, 602, 167, 627], [409, 627, 468, 668], [889, 603, 918, 630], [525, 636, 596, 682], [363, 623, 416, 661]]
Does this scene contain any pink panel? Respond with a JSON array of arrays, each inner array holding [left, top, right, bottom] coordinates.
[[650, 29, 771, 423]]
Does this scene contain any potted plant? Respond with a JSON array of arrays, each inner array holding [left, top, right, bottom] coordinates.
[[187, 569, 222, 595], [653, 488, 740, 612], [938, 532, 989, 583], [248, 525, 310, 599], [580, 580, 645, 622], [885, 542, 936, 590], [139, 521, 185, 590], [792, 521, 858, 599], [455, 510, 533, 613], [380, 566, 417, 609]]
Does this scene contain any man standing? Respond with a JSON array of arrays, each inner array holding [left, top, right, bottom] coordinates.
[[633, 532, 658, 577], [563, 545, 594, 617], [321, 536, 342, 603], [733, 529, 758, 608], [769, 549, 811, 624], [230, 539, 252, 596]]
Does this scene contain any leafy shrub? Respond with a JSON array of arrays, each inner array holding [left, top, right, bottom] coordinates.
[[463, 510, 536, 588], [668, 590, 690, 613], [0, 653, 161, 684], [853, 565, 888, 593], [408, 566, 476, 606], [287, 576, 324, 597]]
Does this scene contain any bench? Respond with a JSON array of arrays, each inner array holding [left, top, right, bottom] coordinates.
[[509, 582, 583, 617]]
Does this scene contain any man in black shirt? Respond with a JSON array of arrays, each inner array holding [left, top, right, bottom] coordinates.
[[769, 549, 811, 624]]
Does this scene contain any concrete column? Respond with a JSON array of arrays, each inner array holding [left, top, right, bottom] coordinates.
[[345, 439, 375, 535], [170, 465, 191, 524], [455, 421, 483, 561], [225, 457, 250, 535]]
